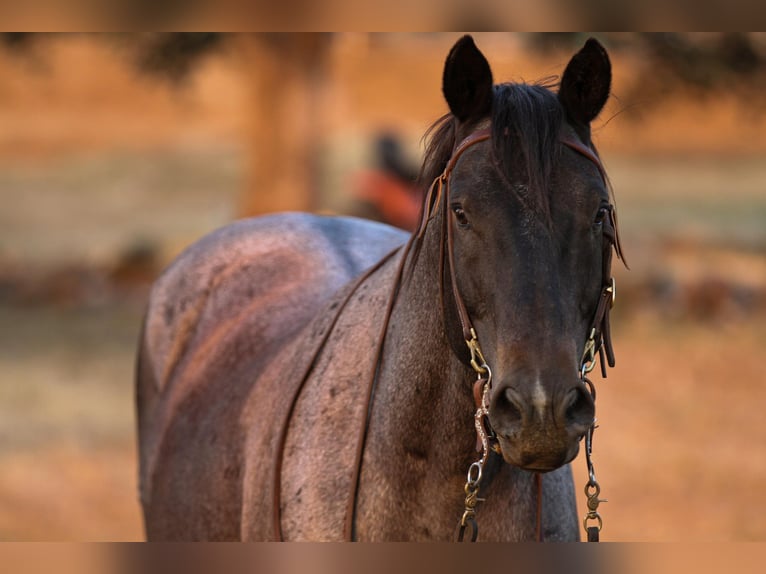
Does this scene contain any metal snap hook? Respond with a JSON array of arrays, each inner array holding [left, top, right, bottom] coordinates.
[[466, 328, 488, 375]]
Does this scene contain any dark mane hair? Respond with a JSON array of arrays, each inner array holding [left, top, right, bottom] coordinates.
[[418, 80, 564, 218]]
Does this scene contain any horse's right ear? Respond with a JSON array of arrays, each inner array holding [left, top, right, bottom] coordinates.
[[442, 35, 493, 123]]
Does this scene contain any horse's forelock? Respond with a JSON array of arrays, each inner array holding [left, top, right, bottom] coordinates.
[[491, 81, 564, 220]]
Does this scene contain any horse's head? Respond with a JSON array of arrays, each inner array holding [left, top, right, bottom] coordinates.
[[427, 36, 622, 473]]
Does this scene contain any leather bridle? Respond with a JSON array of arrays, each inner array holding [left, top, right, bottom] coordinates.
[[426, 126, 624, 375], [270, 123, 625, 542], [423, 126, 625, 542]]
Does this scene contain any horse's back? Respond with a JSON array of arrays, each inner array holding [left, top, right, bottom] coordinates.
[[136, 212, 407, 540]]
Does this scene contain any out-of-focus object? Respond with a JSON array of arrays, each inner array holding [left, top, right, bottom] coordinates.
[[348, 133, 421, 231]]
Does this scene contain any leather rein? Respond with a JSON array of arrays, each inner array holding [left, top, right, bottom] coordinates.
[[270, 125, 625, 542]]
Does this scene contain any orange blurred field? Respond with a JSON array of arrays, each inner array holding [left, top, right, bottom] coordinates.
[[0, 34, 764, 541]]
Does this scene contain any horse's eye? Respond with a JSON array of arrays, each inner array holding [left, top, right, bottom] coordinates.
[[593, 206, 609, 228], [452, 205, 469, 227]]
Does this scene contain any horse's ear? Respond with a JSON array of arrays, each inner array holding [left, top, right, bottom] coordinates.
[[559, 38, 611, 126], [442, 35, 493, 123]]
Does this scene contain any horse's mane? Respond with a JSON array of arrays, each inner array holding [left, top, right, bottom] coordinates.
[[418, 80, 564, 219]]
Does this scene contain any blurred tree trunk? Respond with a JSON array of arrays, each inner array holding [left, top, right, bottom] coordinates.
[[239, 34, 332, 217]]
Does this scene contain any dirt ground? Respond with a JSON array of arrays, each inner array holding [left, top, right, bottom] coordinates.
[[0, 34, 764, 541]]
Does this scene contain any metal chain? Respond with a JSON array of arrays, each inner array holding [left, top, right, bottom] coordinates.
[[457, 364, 492, 542], [580, 276, 616, 542], [581, 371, 607, 542]]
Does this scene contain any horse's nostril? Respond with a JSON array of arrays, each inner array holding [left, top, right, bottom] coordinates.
[[564, 386, 595, 432], [495, 388, 524, 429]]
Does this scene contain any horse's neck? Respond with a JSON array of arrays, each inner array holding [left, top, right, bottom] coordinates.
[[384, 235, 475, 450], [356, 231, 480, 532]]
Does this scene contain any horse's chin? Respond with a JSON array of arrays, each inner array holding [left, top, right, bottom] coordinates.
[[495, 436, 581, 473]]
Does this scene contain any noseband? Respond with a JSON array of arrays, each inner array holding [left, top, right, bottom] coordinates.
[[422, 126, 625, 542]]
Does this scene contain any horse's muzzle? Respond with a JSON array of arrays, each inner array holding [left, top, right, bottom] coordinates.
[[489, 381, 595, 472]]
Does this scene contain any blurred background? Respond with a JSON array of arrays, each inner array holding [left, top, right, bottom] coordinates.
[[0, 32, 764, 541]]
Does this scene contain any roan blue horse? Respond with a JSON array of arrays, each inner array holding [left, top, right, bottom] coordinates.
[[136, 35, 625, 541]]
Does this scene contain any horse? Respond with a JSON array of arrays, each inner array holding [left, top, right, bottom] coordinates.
[[136, 35, 625, 541]]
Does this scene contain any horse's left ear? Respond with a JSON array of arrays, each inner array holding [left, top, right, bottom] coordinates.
[[442, 35, 494, 123], [559, 38, 611, 126]]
